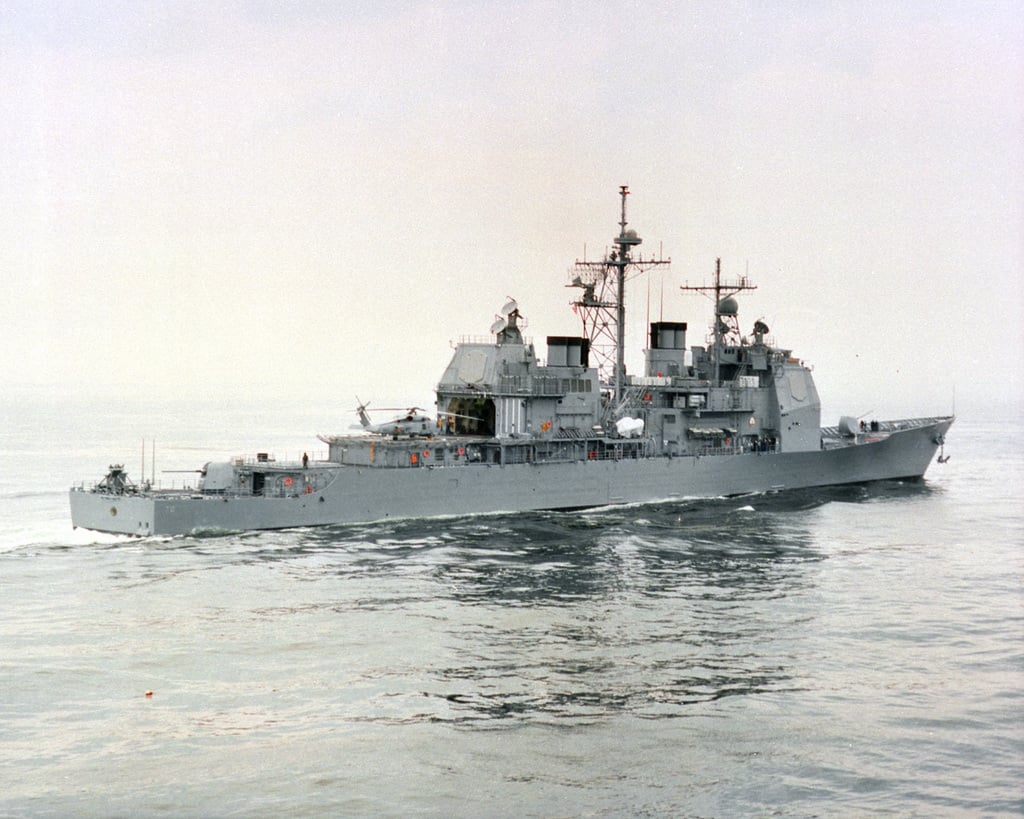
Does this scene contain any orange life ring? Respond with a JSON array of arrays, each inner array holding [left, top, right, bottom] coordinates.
[[422, 449, 431, 458], [283, 476, 294, 487]]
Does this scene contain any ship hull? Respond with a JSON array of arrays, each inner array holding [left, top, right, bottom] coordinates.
[[70, 417, 952, 537]]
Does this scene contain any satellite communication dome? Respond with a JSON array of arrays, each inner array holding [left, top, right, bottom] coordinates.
[[717, 296, 739, 315]]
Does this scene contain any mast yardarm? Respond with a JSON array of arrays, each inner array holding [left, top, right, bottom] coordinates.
[[568, 185, 671, 403], [679, 257, 758, 386]]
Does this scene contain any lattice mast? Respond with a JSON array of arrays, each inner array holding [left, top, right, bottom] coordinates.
[[679, 257, 758, 386], [568, 186, 670, 404]]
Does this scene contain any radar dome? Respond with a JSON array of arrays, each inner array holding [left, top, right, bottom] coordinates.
[[718, 296, 739, 315]]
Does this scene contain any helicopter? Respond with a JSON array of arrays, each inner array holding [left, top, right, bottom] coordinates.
[[353, 399, 439, 438], [353, 398, 487, 438]]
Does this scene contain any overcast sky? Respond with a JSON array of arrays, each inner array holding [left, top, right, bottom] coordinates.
[[2, 0, 1021, 420]]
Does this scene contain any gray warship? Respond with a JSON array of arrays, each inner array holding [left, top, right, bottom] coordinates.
[[70, 187, 953, 536]]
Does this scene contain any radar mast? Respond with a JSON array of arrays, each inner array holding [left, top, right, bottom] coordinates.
[[680, 258, 757, 386], [568, 186, 670, 404]]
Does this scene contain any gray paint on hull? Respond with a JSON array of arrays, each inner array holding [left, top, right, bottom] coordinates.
[[70, 419, 952, 537]]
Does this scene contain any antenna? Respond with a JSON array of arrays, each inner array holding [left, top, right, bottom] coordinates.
[[680, 257, 758, 386], [567, 185, 671, 404], [490, 317, 507, 335], [645, 274, 651, 341]]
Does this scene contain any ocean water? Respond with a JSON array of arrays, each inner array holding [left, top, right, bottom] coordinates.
[[1, 394, 1021, 817]]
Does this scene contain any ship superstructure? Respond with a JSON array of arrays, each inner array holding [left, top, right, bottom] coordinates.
[[70, 188, 953, 536]]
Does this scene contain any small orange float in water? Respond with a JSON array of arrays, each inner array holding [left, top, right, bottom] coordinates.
[[145, 690, 154, 697]]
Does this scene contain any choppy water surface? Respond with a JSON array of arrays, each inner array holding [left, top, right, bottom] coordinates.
[[1, 397, 1021, 817]]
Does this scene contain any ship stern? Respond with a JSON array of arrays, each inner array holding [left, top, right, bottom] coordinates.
[[69, 488, 157, 536]]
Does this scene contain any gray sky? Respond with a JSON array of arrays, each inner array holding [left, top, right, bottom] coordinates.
[[2, 1, 1021, 420]]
